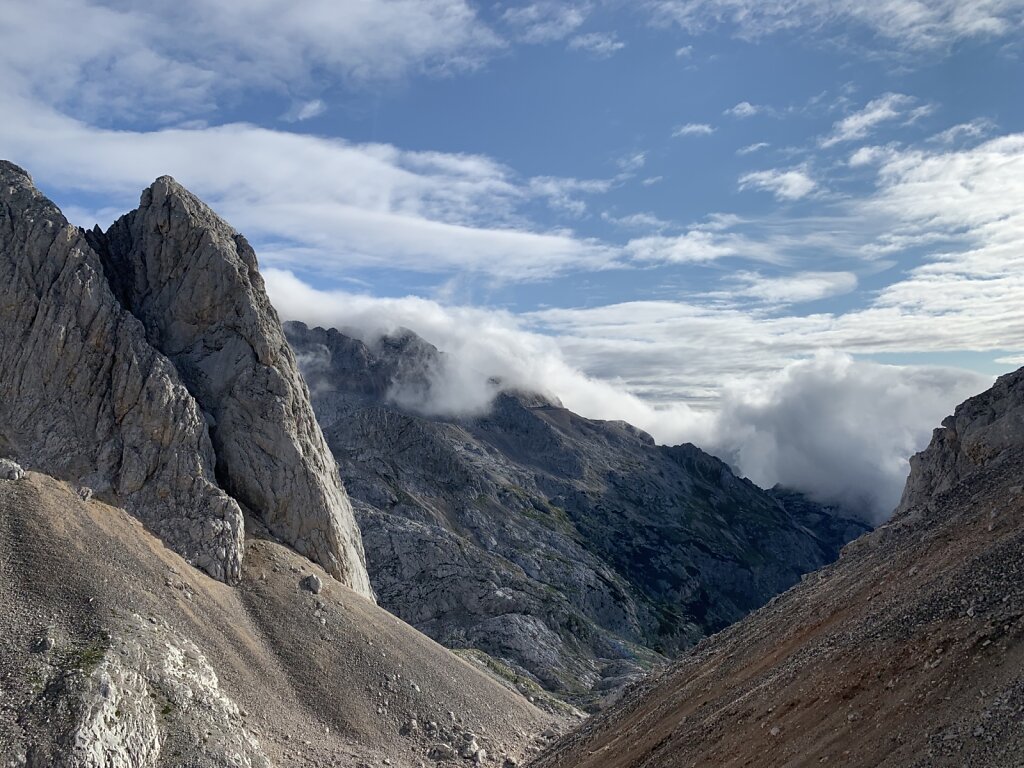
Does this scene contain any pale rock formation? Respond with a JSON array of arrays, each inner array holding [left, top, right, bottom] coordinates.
[[0, 459, 25, 481], [897, 367, 1024, 516], [0, 161, 244, 582], [88, 178, 371, 597]]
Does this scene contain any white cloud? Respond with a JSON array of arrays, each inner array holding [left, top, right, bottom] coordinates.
[[737, 141, 770, 155], [626, 230, 756, 263], [723, 270, 858, 304], [929, 118, 997, 144], [642, 175, 665, 185], [0, 96, 618, 281], [724, 101, 763, 118], [647, 0, 1024, 51], [266, 269, 989, 520], [283, 99, 326, 122], [602, 211, 673, 230], [705, 352, 988, 520], [0, 0, 501, 122], [617, 151, 648, 173], [675, 45, 694, 57], [821, 92, 931, 147], [528, 175, 613, 216], [672, 122, 716, 137], [502, 2, 590, 43], [568, 32, 626, 56], [739, 167, 817, 200]]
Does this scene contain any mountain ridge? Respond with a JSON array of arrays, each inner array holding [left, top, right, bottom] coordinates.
[[284, 319, 869, 706]]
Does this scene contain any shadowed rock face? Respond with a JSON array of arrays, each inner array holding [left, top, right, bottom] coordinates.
[[285, 320, 867, 705], [87, 177, 371, 596], [0, 162, 371, 596], [0, 161, 245, 582]]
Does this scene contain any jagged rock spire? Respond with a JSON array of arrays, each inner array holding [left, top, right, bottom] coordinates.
[[0, 162, 373, 597], [0, 161, 245, 582]]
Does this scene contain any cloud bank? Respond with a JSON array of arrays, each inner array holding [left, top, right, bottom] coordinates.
[[264, 269, 990, 523]]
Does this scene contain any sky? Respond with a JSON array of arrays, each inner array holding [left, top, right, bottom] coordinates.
[[2, 0, 1023, 519]]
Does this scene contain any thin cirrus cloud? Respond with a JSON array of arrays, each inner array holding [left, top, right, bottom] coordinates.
[[501, 2, 591, 43], [820, 92, 933, 147], [567, 31, 626, 56], [672, 122, 716, 137], [724, 101, 764, 118], [282, 99, 326, 122], [646, 0, 1024, 51], [737, 141, 771, 155]]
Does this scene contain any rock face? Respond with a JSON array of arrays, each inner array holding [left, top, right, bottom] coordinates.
[[0, 161, 245, 582], [0, 162, 370, 595], [534, 369, 1024, 768], [88, 177, 370, 595], [896, 367, 1024, 516], [285, 321, 867, 704]]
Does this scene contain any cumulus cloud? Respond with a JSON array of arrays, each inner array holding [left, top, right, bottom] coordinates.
[[704, 353, 988, 521], [739, 167, 817, 200], [673, 122, 716, 137]]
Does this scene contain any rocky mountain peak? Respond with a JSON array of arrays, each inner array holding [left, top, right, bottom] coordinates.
[[1, 163, 372, 596]]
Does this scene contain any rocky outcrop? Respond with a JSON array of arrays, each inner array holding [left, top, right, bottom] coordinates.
[[87, 177, 370, 596], [897, 367, 1022, 516], [0, 162, 371, 594], [285, 321, 867, 705], [0, 161, 245, 582]]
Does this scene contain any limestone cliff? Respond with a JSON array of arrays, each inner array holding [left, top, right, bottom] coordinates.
[[88, 177, 370, 595], [0, 161, 244, 582]]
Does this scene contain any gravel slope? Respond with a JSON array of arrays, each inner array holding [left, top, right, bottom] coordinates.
[[0, 472, 573, 767]]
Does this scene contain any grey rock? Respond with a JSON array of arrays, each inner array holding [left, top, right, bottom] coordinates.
[[88, 178, 371, 597], [428, 744, 456, 760], [0, 161, 244, 582], [897, 367, 1024, 516], [0, 458, 25, 481], [301, 573, 323, 594]]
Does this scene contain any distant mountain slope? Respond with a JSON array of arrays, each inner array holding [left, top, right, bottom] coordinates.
[[285, 321, 868, 705], [534, 367, 1024, 767]]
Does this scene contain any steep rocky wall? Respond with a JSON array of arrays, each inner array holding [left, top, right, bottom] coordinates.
[[897, 367, 1022, 516], [0, 161, 245, 582], [89, 178, 371, 597]]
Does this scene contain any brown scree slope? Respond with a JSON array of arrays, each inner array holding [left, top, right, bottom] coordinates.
[[534, 367, 1024, 768]]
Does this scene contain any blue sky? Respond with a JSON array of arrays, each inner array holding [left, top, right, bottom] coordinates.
[[2, 0, 1023, 515]]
